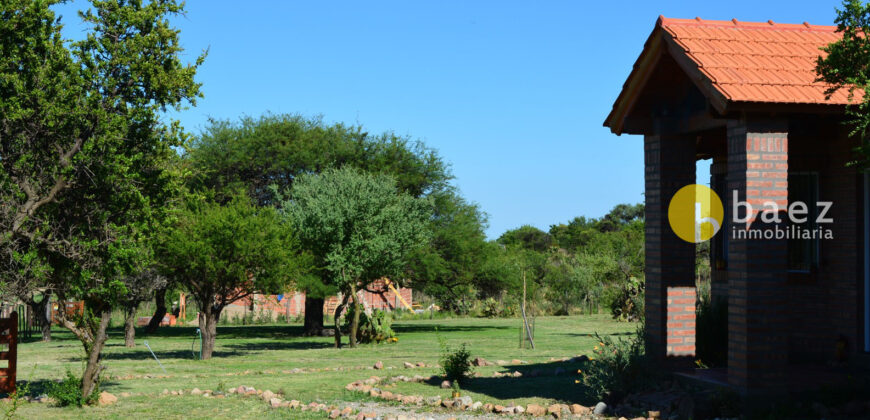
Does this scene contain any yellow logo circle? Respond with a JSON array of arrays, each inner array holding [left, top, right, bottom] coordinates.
[[667, 184, 724, 243]]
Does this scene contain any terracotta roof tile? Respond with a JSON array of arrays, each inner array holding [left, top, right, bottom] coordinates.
[[659, 16, 853, 105]]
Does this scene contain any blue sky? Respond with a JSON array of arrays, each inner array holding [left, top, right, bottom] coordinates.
[[53, 0, 841, 238]]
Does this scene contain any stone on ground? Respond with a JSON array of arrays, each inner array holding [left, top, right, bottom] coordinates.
[[98, 392, 117, 406]]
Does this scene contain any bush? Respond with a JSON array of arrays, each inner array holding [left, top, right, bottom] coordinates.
[[438, 336, 473, 383], [354, 309, 397, 344], [609, 276, 644, 322], [696, 296, 728, 368], [580, 327, 658, 403], [47, 371, 99, 407]]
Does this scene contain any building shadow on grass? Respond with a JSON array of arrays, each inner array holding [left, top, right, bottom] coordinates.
[[424, 360, 597, 405]]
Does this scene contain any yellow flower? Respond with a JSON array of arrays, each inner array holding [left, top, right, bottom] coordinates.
[[576, 369, 582, 374], [574, 380, 580, 384], [599, 342, 605, 346], [593, 346, 598, 351]]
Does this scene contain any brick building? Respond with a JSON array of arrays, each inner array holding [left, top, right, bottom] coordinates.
[[605, 16, 869, 397], [224, 278, 413, 320]]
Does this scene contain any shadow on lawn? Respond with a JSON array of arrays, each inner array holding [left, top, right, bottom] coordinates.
[[425, 360, 597, 405], [391, 324, 511, 334]]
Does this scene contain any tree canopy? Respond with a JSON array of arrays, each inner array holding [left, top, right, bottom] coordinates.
[[282, 167, 431, 347]]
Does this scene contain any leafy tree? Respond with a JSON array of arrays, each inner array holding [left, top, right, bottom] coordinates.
[[186, 114, 451, 334], [0, 0, 203, 398], [283, 167, 431, 348], [497, 225, 553, 252], [160, 194, 305, 359], [817, 0, 870, 162], [405, 191, 491, 312]]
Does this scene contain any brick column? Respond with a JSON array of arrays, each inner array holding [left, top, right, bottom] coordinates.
[[725, 119, 789, 395], [644, 134, 697, 360]]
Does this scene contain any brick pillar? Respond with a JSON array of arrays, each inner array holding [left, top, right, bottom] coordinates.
[[644, 134, 697, 360], [725, 119, 789, 395]]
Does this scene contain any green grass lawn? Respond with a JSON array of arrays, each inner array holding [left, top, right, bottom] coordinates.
[[6, 315, 636, 419]]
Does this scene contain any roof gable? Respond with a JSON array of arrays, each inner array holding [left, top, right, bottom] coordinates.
[[605, 16, 853, 135]]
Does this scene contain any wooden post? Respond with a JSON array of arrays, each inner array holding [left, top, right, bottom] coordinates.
[[0, 311, 18, 394]]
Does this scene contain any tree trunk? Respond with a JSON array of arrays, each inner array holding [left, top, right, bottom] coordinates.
[[80, 310, 111, 400], [124, 306, 136, 347], [303, 296, 325, 336], [333, 293, 349, 348], [349, 285, 360, 348], [199, 305, 221, 359], [28, 296, 52, 342], [145, 287, 167, 334]]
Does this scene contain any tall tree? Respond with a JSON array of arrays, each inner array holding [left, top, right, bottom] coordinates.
[[0, 0, 203, 398], [405, 191, 492, 312], [186, 114, 450, 334], [283, 168, 431, 348], [817, 0, 870, 163], [159, 194, 304, 359]]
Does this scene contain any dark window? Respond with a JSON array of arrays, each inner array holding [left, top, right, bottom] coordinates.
[[788, 172, 819, 272]]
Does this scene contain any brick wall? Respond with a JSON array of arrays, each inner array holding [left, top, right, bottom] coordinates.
[[725, 119, 790, 393], [644, 133, 697, 360]]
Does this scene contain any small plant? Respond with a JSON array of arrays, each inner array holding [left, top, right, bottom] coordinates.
[[2, 380, 30, 419], [46, 370, 99, 407], [438, 333, 474, 383], [216, 380, 227, 393], [580, 326, 658, 403], [451, 381, 461, 398], [347, 308, 397, 344]]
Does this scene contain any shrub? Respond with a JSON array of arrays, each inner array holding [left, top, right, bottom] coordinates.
[[438, 336, 473, 383], [356, 309, 396, 344], [47, 371, 99, 407], [696, 296, 728, 368], [580, 326, 658, 403], [609, 276, 644, 322]]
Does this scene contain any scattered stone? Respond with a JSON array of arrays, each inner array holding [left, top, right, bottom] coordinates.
[[593, 401, 607, 415], [190, 388, 203, 396], [648, 410, 661, 419], [471, 401, 482, 410], [328, 409, 341, 419], [496, 360, 507, 366], [514, 405, 525, 414], [527, 403, 547, 416], [403, 362, 414, 369], [374, 361, 384, 370], [341, 406, 354, 416], [120, 392, 132, 398], [442, 399, 454, 408], [472, 357, 490, 367], [162, 389, 169, 395], [547, 404, 562, 418], [416, 362, 426, 368], [440, 380, 452, 389], [512, 371, 522, 378], [269, 397, 282, 408], [98, 391, 117, 406], [261, 390, 275, 401], [483, 403, 495, 412], [570, 404, 590, 415], [458, 395, 473, 408], [426, 396, 441, 406]]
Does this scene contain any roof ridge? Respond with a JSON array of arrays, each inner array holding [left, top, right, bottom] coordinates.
[[657, 15, 837, 32]]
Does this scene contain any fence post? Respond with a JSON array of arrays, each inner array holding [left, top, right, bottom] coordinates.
[[0, 311, 18, 394]]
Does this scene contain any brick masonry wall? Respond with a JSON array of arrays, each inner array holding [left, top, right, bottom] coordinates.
[[644, 134, 697, 360], [726, 119, 790, 392]]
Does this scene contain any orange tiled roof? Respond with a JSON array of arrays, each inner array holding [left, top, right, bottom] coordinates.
[[605, 16, 857, 134], [661, 16, 849, 105]]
